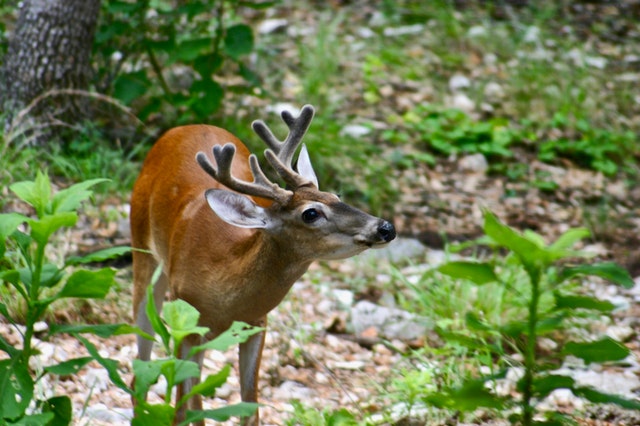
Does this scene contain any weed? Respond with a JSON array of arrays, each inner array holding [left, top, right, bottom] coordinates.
[[405, 211, 640, 424]]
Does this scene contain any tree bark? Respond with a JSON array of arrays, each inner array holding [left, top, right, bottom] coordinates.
[[1, 0, 101, 142]]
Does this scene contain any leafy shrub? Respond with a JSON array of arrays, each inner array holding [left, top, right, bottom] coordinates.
[[383, 105, 518, 161], [94, 0, 263, 124], [0, 172, 129, 424], [416, 211, 639, 424]]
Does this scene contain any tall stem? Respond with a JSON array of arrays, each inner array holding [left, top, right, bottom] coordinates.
[[521, 266, 541, 426]]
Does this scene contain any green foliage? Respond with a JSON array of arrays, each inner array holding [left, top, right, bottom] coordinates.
[[383, 105, 517, 162], [285, 401, 359, 426], [418, 210, 638, 425], [0, 172, 129, 424], [538, 113, 636, 176], [130, 282, 262, 425], [94, 0, 264, 124]]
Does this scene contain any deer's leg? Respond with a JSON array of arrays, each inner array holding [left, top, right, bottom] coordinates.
[[175, 335, 205, 426], [239, 317, 267, 426]]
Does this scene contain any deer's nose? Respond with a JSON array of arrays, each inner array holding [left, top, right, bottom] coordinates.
[[377, 220, 396, 242]]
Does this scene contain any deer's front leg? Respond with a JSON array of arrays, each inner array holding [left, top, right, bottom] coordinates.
[[176, 335, 205, 426], [239, 318, 267, 426]]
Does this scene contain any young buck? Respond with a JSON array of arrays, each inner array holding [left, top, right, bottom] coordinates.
[[130, 105, 396, 424]]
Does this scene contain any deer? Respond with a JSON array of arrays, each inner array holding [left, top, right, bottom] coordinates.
[[130, 104, 396, 425]]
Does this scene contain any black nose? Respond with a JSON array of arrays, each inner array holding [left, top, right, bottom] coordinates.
[[377, 221, 396, 242]]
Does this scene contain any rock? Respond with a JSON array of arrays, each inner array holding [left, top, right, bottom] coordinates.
[[273, 380, 314, 400], [447, 92, 475, 113], [358, 237, 426, 263], [83, 404, 132, 424], [83, 368, 110, 392], [350, 300, 431, 341], [449, 74, 471, 91], [383, 24, 424, 37], [258, 18, 288, 34], [606, 325, 635, 342], [458, 153, 489, 173], [483, 81, 504, 102], [339, 124, 371, 138]]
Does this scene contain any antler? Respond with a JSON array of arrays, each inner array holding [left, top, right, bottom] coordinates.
[[252, 105, 315, 188], [196, 105, 316, 205], [196, 144, 293, 205]]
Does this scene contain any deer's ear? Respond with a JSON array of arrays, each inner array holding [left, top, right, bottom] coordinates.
[[297, 144, 319, 188], [205, 189, 271, 229]]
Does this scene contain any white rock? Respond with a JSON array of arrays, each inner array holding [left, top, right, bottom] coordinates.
[[458, 153, 489, 173], [258, 18, 288, 34], [273, 380, 314, 400], [383, 24, 424, 37], [350, 300, 431, 341], [606, 325, 634, 342], [449, 74, 471, 91], [332, 289, 355, 308], [483, 81, 504, 101], [83, 404, 132, 424], [83, 367, 110, 392], [448, 92, 475, 113], [585, 56, 607, 69], [467, 25, 487, 37], [339, 124, 371, 138], [523, 26, 540, 43], [264, 103, 299, 116]]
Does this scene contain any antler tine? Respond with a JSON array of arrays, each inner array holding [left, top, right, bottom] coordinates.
[[196, 144, 292, 205], [251, 105, 315, 167]]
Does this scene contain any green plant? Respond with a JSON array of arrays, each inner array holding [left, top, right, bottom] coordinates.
[[0, 171, 129, 424], [285, 401, 359, 426], [383, 105, 518, 162], [94, 0, 263, 124], [538, 114, 636, 176], [419, 210, 639, 425], [125, 284, 261, 425]]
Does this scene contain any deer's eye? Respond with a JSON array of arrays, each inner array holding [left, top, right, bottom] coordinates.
[[302, 208, 321, 223]]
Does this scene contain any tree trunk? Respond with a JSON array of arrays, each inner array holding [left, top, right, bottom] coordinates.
[[1, 0, 101, 143]]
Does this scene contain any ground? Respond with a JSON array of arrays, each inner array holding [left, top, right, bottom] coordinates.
[[2, 1, 640, 424]]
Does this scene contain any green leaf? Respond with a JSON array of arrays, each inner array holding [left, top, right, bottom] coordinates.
[[560, 262, 634, 289], [529, 374, 575, 399], [182, 402, 260, 424], [50, 323, 143, 338], [0, 212, 28, 257], [10, 171, 51, 217], [42, 395, 72, 426], [190, 322, 262, 357], [424, 378, 505, 411], [132, 359, 163, 396], [29, 212, 77, 246], [193, 52, 223, 79], [563, 337, 629, 364], [549, 228, 590, 251], [75, 335, 131, 393], [180, 364, 231, 404], [190, 78, 223, 118], [172, 37, 212, 63], [146, 280, 171, 352], [574, 386, 640, 410], [51, 178, 108, 214], [133, 402, 175, 426], [162, 299, 209, 348], [166, 359, 200, 385], [554, 293, 616, 312], [58, 268, 115, 299], [0, 358, 33, 419], [438, 261, 498, 285], [9, 413, 55, 426], [224, 24, 253, 60], [114, 70, 151, 105], [44, 357, 93, 376], [483, 210, 546, 268], [66, 246, 131, 266]]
